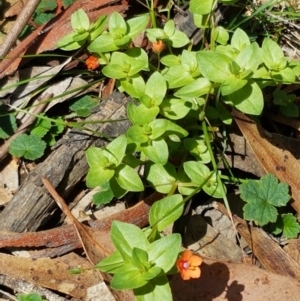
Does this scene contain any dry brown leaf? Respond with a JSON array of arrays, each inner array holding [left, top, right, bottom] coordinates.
[[4, 0, 26, 18], [0, 252, 100, 299], [284, 238, 300, 264], [233, 214, 300, 281], [232, 109, 300, 215], [170, 257, 300, 301], [0, 158, 19, 191], [182, 215, 243, 262]]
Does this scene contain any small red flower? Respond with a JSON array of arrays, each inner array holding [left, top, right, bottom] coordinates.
[[85, 55, 99, 70], [176, 250, 202, 280], [152, 40, 165, 54]]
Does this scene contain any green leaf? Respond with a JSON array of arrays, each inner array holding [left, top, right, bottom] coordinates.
[[212, 26, 229, 45], [62, 0, 76, 8], [177, 169, 198, 196], [164, 20, 175, 37], [9, 134, 46, 160], [240, 173, 291, 226], [30, 117, 51, 138], [56, 32, 84, 50], [221, 75, 247, 96], [262, 38, 286, 71], [88, 33, 119, 53], [103, 48, 148, 78], [109, 12, 127, 38], [134, 275, 172, 301], [73, 31, 89, 42], [271, 67, 295, 83], [159, 96, 192, 120], [85, 147, 116, 187], [127, 14, 149, 39], [110, 177, 127, 199], [43, 122, 63, 146], [189, 0, 214, 15], [144, 72, 167, 106], [106, 134, 127, 165], [69, 95, 98, 117], [141, 139, 168, 165], [115, 163, 144, 192], [127, 125, 150, 143], [141, 266, 162, 281], [281, 214, 300, 239], [174, 78, 212, 98], [235, 42, 261, 72], [162, 66, 194, 89], [111, 221, 150, 261], [34, 12, 55, 25], [127, 103, 159, 125], [92, 182, 114, 206], [228, 80, 263, 115], [17, 292, 46, 301], [146, 163, 177, 194], [184, 137, 211, 163], [147, 234, 181, 272], [0, 105, 17, 139], [181, 50, 200, 76], [183, 161, 209, 185], [149, 194, 183, 231], [121, 75, 145, 99], [160, 54, 181, 67], [95, 250, 124, 273], [217, 102, 232, 125], [197, 51, 233, 83], [131, 247, 149, 268], [86, 167, 115, 188], [102, 64, 128, 79], [111, 263, 146, 289], [193, 13, 210, 29], [71, 9, 90, 31], [35, 0, 57, 15], [146, 28, 167, 42], [231, 28, 250, 52], [149, 119, 188, 140], [184, 161, 224, 198], [89, 15, 107, 41], [168, 30, 190, 48], [280, 103, 298, 117], [86, 147, 109, 168]]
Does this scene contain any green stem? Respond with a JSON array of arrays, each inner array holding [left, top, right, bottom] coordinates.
[[220, 174, 248, 184], [98, 52, 109, 64], [150, 0, 157, 28], [202, 119, 236, 226]]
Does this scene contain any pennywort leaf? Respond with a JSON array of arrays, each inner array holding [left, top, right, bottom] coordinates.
[[9, 134, 46, 160], [240, 174, 290, 226]]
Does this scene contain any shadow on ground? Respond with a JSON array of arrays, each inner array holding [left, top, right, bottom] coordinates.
[[170, 261, 244, 301]]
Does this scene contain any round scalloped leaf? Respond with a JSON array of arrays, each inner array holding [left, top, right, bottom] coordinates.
[[9, 134, 46, 160]]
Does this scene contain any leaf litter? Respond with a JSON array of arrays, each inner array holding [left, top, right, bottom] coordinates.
[[1, 0, 300, 300]]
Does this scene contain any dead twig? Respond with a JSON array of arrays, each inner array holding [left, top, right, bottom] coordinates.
[[0, 0, 41, 58]]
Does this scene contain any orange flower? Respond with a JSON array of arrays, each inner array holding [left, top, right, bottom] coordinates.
[[152, 40, 165, 54], [86, 55, 99, 70], [176, 250, 202, 280]]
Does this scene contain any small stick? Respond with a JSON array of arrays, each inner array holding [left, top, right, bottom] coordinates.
[[0, 93, 52, 162], [0, 0, 41, 58], [42, 177, 110, 267]]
